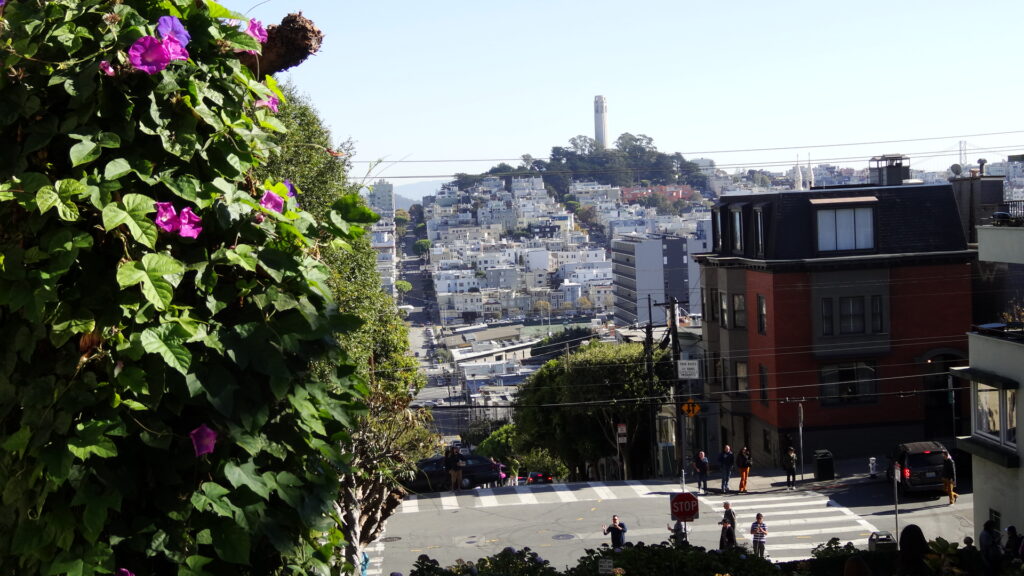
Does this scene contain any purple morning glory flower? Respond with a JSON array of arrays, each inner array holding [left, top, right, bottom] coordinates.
[[259, 191, 284, 213], [99, 61, 115, 76], [245, 19, 268, 43], [154, 202, 180, 233], [162, 35, 189, 62], [128, 36, 170, 74], [115, 569, 135, 576], [190, 424, 217, 457], [255, 96, 279, 113], [178, 207, 202, 238], [156, 15, 191, 47], [284, 179, 296, 198], [0, 0, 7, 7]]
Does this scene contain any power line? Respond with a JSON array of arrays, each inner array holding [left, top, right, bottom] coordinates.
[[347, 130, 1024, 164]]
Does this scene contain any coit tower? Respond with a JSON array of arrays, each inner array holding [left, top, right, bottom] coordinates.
[[594, 95, 608, 149]]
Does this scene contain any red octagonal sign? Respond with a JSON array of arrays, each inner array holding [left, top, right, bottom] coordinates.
[[670, 492, 699, 522]]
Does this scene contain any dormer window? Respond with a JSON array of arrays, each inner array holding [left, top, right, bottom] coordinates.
[[812, 197, 877, 252], [731, 208, 744, 253]]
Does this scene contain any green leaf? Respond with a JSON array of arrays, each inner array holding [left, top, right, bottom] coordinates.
[[116, 252, 185, 310], [36, 184, 80, 221], [67, 422, 118, 461], [1, 426, 31, 456], [102, 193, 158, 248], [225, 244, 258, 271], [223, 461, 271, 500], [212, 519, 251, 565], [140, 324, 192, 375], [104, 158, 131, 180], [69, 138, 100, 167]]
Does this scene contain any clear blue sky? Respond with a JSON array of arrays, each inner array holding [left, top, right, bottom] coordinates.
[[236, 0, 1024, 189]]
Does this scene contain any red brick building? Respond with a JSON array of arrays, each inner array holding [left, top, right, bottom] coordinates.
[[695, 179, 977, 465]]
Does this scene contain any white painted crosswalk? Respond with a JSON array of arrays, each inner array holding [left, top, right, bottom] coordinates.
[[380, 481, 880, 571]]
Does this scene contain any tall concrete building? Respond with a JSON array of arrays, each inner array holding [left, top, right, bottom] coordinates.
[[367, 179, 395, 220], [611, 233, 688, 326], [594, 95, 608, 149]]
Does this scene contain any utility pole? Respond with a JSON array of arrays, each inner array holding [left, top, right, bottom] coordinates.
[[645, 295, 656, 479]]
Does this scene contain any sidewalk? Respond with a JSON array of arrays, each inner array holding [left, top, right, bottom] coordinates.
[[687, 456, 882, 495]]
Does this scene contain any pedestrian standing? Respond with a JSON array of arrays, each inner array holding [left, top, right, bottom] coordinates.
[[738, 447, 753, 493], [980, 520, 1003, 576], [444, 447, 463, 491], [602, 515, 627, 550], [719, 445, 735, 493], [750, 512, 767, 558], [718, 501, 737, 550], [942, 449, 958, 505], [692, 450, 710, 494], [784, 446, 798, 491], [1004, 526, 1021, 562]]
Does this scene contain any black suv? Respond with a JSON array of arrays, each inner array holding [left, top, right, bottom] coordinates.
[[886, 441, 948, 493], [401, 454, 501, 493]]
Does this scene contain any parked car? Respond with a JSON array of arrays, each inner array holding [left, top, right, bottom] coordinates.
[[527, 471, 554, 484], [886, 440, 948, 493], [400, 454, 502, 493]]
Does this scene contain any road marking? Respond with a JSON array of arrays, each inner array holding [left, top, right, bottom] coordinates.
[[476, 488, 499, 508], [767, 539, 869, 551], [588, 481, 616, 500], [440, 492, 459, 510], [627, 480, 658, 498], [553, 484, 578, 502], [516, 486, 538, 505], [402, 495, 419, 514]]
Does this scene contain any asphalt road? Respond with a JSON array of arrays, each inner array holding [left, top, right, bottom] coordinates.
[[369, 473, 974, 576]]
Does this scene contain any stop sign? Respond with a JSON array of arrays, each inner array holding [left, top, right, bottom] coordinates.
[[670, 492, 699, 522]]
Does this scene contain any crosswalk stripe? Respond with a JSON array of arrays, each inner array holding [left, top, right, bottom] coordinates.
[[553, 484, 578, 502], [440, 492, 459, 510], [734, 514, 871, 528], [476, 487, 499, 508], [516, 486, 539, 505], [731, 507, 848, 519], [588, 481, 616, 500], [702, 493, 821, 504], [766, 525, 872, 538], [401, 494, 419, 514], [626, 480, 658, 498], [709, 499, 829, 512], [767, 539, 869, 551]]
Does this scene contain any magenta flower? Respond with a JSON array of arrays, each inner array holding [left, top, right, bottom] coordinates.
[[189, 424, 217, 457], [115, 569, 135, 576], [178, 208, 202, 238], [128, 36, 171, 74], [154, 202, 180, 233], [162, 35, 189, 62], [255, 95, 279, 113], [259, 191, 284, 213], [245, 19, 268, 43], [99, 61, 115, 76], [157, 15, 191, 47]]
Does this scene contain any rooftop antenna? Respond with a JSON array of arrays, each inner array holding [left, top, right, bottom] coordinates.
[[950, 163, 963, 177]]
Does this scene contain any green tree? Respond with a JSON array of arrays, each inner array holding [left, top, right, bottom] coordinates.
[[413, 239, 432, 258], [253, 85, 434, 571], [515, 342, 668, 479], [394, 208, 410, 235], [395, 280, 413, 304], [408, 203, 424, 225], [0, 3, 374, 574]]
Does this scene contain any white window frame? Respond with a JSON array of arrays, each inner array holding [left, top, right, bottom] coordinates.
[[972, 381, 1017, 449], [816, 207, 874, 252]]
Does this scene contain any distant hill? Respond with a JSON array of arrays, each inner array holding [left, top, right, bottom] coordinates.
[[395, 193, 415, 211], [395, 179, 447, 201]]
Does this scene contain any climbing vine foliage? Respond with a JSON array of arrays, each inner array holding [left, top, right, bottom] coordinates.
[[0, 0, 376, 574]]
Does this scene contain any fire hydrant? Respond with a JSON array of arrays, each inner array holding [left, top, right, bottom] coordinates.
[[868, 456, 877, 479]]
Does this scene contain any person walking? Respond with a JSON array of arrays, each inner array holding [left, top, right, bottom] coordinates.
[[942, 449, 958, 505], [737, 447, 753, 493], [718, 501, 737, 550], [784, 446, 798, 491], [750, 512, 767, 558], [719, 445, 735, 493], [602, 515, 627, 550], [692, 450, 710, 494]]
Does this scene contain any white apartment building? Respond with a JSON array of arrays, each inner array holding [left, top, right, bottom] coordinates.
[[366, 179, 395, 220]]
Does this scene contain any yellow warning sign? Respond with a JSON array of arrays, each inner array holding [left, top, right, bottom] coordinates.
[[680, 400, 701, 417]]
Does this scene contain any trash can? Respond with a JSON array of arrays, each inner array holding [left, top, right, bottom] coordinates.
[[814, 449, 835, 481], [868, 531, 898, 552]]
